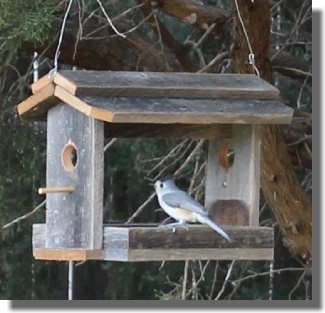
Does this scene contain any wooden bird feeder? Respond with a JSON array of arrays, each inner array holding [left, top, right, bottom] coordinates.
[[17, 71, 293, 262]]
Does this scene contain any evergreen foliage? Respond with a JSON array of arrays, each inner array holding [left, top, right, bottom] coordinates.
[[0, 0, 58, 55]]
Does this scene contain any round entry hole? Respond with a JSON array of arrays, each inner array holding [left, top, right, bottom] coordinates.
[[62, 141, 78, 171], [218, 144, 234, 169]]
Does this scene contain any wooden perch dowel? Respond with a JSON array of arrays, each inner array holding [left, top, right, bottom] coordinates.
[[38, 187, 75, 194]]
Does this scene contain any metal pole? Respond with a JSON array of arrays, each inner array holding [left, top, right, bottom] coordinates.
[[68, 261, 74, 300], [33, 52, 39, 82]]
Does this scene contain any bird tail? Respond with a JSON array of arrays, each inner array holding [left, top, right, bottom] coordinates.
[[196, 215, 233, 242]]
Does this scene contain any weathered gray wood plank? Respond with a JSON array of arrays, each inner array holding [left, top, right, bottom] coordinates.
[[33, 224, 274, 261], [102, 225, 273, 261], [124, 225, 272, 249], [33, 223, 46, 249], [54, 71, 280, 99], [205, 125, 261, 226], [46, 103, 104, 249], [126, 248, 273, 261], [79, 96, 293, 125]]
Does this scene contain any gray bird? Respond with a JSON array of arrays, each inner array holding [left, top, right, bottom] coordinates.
[[154, 178, 233, 242]]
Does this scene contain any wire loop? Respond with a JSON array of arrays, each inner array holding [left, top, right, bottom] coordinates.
[[234, 0, 260, 77]]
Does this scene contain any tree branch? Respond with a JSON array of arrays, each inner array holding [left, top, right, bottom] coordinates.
[[139, 2, 198, 72], [142, 0, 230, 35], [1, 200, 46, 230], [270, 49, 311, 84]]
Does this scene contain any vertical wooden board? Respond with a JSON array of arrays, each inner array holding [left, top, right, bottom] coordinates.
[[33, 223, 46, 249], [205, 125, 260, 226], [103, 227, 129, 261], [46, 103, 104, 249]]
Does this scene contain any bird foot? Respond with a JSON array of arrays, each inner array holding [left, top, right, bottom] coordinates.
[[165, 222, 189, 232]]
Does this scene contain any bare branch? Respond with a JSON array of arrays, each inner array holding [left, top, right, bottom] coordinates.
[[95, 0, 126, 38], [174, 140, 204, 176], [125, 192, 156, 224], [104, 138, 118, 152], [197, 51, 228, 73], [186, 260, 210, 298], [230, 267, 305, 285], [146, 139, 189, 177], [1, 200, 46, 230], [214, 260, 235, 300], [181, 260, 190, 300], [289, 270, 306, 300], [208, 261, 219, 299]]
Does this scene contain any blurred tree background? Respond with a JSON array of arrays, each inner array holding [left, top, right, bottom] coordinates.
[[0, 0, 312, 300]]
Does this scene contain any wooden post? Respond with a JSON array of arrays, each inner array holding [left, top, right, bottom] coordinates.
[[205, 125, 260, 226], [45, 103, 104, 250]]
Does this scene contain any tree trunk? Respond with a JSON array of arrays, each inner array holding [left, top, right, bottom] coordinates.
[[230, 0, 312, 262]]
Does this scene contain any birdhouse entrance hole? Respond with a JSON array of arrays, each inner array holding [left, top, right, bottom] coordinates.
[[218, 144, 234, 169], [62, 141, 78, 171]]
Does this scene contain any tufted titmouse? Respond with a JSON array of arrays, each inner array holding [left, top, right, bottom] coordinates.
[[153, 177, 233, 242]]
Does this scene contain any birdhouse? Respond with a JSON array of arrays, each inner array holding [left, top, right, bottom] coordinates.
[[17, 71, 293, 262]]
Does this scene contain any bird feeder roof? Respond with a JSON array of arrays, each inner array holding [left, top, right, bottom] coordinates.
[[17, 70, 293, 125]]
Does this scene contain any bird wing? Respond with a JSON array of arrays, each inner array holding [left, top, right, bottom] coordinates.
[[162, 191, 208, 215]]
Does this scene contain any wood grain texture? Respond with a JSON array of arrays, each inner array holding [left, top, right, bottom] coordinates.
[[103, 225, 273, 261], [63, 96, 293, 125], [54, 71, 280, 99], [125, 225, 271, 249], [33, 224, 273, 261], [17, 72, 293, 124], [125, 248, 273, 261], [87, 97, 293, 124], [20, 85, 293, 124], [205, 125, 261, 226], [16, 83, 58, 120], [46, 103, 104, 250], [31, 74, 53, 94], [33, 248, 103, 261]]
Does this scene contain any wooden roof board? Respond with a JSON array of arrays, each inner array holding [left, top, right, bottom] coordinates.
[[31, 74, 53, 94], [17, 71, 294, 124], [17, 84, 293, 124], [16, 83, 58, 121], [71, 95, 293, 125], [54, 71, 280, 99]]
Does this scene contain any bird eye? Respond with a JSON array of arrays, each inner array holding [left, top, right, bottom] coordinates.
[[160, 183, 164, 188]]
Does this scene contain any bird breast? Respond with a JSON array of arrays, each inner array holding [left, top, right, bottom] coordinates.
[[159, 198, 197, 222]]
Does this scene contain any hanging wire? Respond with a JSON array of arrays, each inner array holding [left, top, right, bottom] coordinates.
[[48, 0, 75, 79], [233, 0, 260, 77], [49, 0, 126, 79], [274, 3, 281, 87]]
